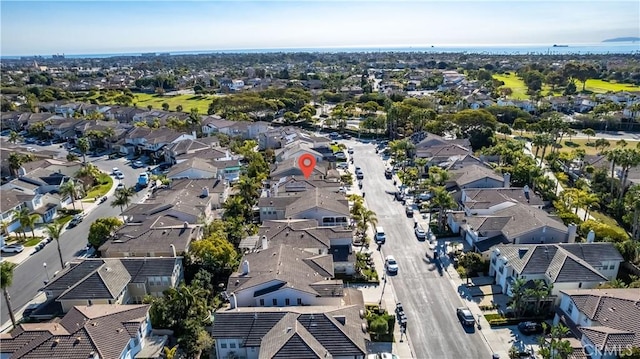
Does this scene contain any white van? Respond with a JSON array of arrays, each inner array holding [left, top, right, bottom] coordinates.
[[375, 227, 386, 244]]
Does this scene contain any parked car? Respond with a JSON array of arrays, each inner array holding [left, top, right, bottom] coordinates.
[[1, 244, 25, 253], [415, 225, 427, 240], [385, 168, 393, 179], [518, 321, 545, 335], [116, 183, 125, 191], [405, 205, 414, 217], [356, 170, 364, 180], [112, 167, 120, 174], [22, 303, 41, 318], [68, 214, 84, 228], [336, 163, 349, 170], [132, 160, 144, 168], [115, 172, 125, 180], [385, 255, 399, 274], [456, 307, 476, 326], [347, 147, 354, 154], [335, 152, 346, 160]]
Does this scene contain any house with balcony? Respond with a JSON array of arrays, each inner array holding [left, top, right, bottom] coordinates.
[[256, 219, 356, 275], [489, 243, 623, 300], [554, 289, 640, 359], [42, 257, 183, 312], [257, 188, 349, 226], [227, 243, 343, 308], [210, 299, 369, 359], [0, 304, 166, 359]]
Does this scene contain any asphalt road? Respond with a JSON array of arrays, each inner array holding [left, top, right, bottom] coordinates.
[[0, 155, 146, 327], [349, 140, 491, 359]]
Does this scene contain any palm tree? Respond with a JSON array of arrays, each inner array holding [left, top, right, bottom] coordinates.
[[44, 222, 65, 268], [59, 180, 80, 210], [233, 176, 261, 206], [617, 148, 640, 200], [605, 148, 623, 198], [430, 186, 456, 231], [357, 208, 378, 237], [7, 153, 28, 177], [14, 207, 38, 238], [76, 137, 90, 164], [111, 187, 135, 221], [1, 261, 17, 328], [163, 345, 178, 359], [7, 130, 22, 144], [188, 108, 202, 135]]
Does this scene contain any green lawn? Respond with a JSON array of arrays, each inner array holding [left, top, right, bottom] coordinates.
[[493, 74, 530, 100], [133, 93, 216, 114], [550, 138, 639, 156], [590, 211, 623, 228], [55, 215, 73, 226], [574, 79, 640, 94], [23, 237, 43, 247], [84, 174, 113, 200]]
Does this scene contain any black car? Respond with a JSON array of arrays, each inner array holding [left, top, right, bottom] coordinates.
[[456, 307, 476, 326], [405, 206, 414, 217], [518, 321, 544, 335], [385, 169, 393, 179]]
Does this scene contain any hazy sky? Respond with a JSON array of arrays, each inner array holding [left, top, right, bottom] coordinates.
[[1, 0, 639, 55]]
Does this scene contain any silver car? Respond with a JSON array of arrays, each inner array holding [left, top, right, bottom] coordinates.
[[1, 244, 25, 253]]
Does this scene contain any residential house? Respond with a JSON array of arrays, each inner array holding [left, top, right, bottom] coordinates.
[[123, 178, 228, 222], [163, 138, 222, 164], [214, 159, 243, 183], [269, 157, 330, 181], [167, 157, 219, 180], [447, 165, 507, 191], [489, 242, 622, 298], [554, 289, 640, 359], [211, 298, 369, 359], [104, 106, 147, 123], [98, 216, 202, 258], [123, 127, 195, 159], [266, 176, 342, 197], [459, 186, 545, 216], [45, 117, 78, 141], [448, 202, 572, 252], [220, 121, 269, 140], [257, 219, 356, 275], [201, 116, 235, 137], [227, 244, 343, 308], [42, 257, 183, 312], [0, 304, 165, 359], [257, 188, 349, 226], [0, 189, 31, 235], [274, 140, 324, 163]]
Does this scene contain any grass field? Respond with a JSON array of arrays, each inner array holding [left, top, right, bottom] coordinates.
[[574, 79, 640, 94], [133, 93, 216, 114], [493, 74, 530, 100], [83, 174, 113, 201]]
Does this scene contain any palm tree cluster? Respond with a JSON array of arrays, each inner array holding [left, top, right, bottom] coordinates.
[[508, 278, 554, 318], [111, 186, 135, 221], [7, 153, 33, 177], [349, 195, 378, 244]]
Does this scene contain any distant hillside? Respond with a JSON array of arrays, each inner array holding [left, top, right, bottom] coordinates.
[[602, 37, 640, 43]]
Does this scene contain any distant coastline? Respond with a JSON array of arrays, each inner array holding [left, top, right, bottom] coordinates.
[[602, 37, 640, 43], [3, 42, 640, 60]]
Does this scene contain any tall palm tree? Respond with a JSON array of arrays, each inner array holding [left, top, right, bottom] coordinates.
[[605, 148, 623, 198], [7, 130, 22, 144], [59, 180, 80, 210], [8, 153, 27, 177], [76, 137, 90, 165], [617, 148, 640, 200], [44, 222, 65, 268], [111, 187, 135, 221], [14, 207, 38, 238], [1, 261, 17, 328], [430, 186, 456, 231]]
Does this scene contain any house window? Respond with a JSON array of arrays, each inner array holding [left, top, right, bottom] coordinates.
[[259, 299, 264, 306], [297, 298, 302, 305], [567, 303, 573, 314], [230, 343, 236, 349], [498, 266, 504, 274], [220, 343, 227, 349], [272, 298, 278, 306], [609, 263, 615, 270], [285, 298, 290, 305]]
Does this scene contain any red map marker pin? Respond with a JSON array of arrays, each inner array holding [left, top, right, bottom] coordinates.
[[298, 153, 316, 179]]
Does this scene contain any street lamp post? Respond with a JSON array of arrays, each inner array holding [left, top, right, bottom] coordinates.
[[43, 262, 50, 282], [378, 275, 387, 306]]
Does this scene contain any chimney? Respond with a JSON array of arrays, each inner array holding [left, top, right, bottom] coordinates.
[[503, 172, 511, 188], [261, 235, 268, 250], [202, 187, 209, 197], [170, 244, 176, 257], [183, 222, 189, 229], [567, 223, 577, 243], [587, 229, 596, 243], [242, 259, 250, 275]]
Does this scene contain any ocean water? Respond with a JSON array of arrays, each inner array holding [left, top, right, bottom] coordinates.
[[5, 42, 640, 59]]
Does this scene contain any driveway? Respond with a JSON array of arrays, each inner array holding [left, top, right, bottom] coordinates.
[[349, 140, 492, 359]]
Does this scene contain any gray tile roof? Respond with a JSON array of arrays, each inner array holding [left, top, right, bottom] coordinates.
[[560, 289, 640, 349], [463, 187, 544, 210], [211, 305, 368, 357], [495, 243, 622, 283], [449, 164, 504, 187], [228, 244, 340, 298], [258, 219, 353, 250], [0, 304, 149, 359]]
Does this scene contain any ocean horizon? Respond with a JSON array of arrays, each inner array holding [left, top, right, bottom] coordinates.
[[3, 42, 639, 60]]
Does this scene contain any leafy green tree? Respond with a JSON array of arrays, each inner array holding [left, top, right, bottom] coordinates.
[[369, 315, 389, 340], [88, 217, 123, 248], [190, 231, 238, 272], [7, 131, 22, 144], [1, 261, 17, 328], [44, 222, 65, 268], [162, 102, 169, 111]]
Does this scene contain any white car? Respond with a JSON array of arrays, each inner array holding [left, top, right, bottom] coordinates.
[[1, 244, 25, 253], [112, 167, 120, 174], [115, 172, 125, 180], [336, 163, 349, 170], [348, 147, 354, 154], [335, 152, 346, 160], [385, 255, 399, 274]]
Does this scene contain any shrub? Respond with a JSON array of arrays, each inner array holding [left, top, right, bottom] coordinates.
[[580, 219, 629, 242]]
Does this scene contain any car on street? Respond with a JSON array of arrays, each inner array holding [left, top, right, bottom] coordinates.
[[367, 353, 399, 359], [68, 214, 84, 228], [347, 147, 354, 154], [335, 152, 346, 160], [112, 167, 120, 174], [116, 183, 125, 191], [385, 255, 399, 274], [132, 160, 144, 168], [415, 225, 427, 240], [456, 307, 476, 326], [115, 172, 125, 180], [518, 321, 545, 335], [1, 244, 25, 253], [384, 168, 393, 179], [336, 163, 349, 170], [356, 169, 364, 180], [405, 205, 414, 217]]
